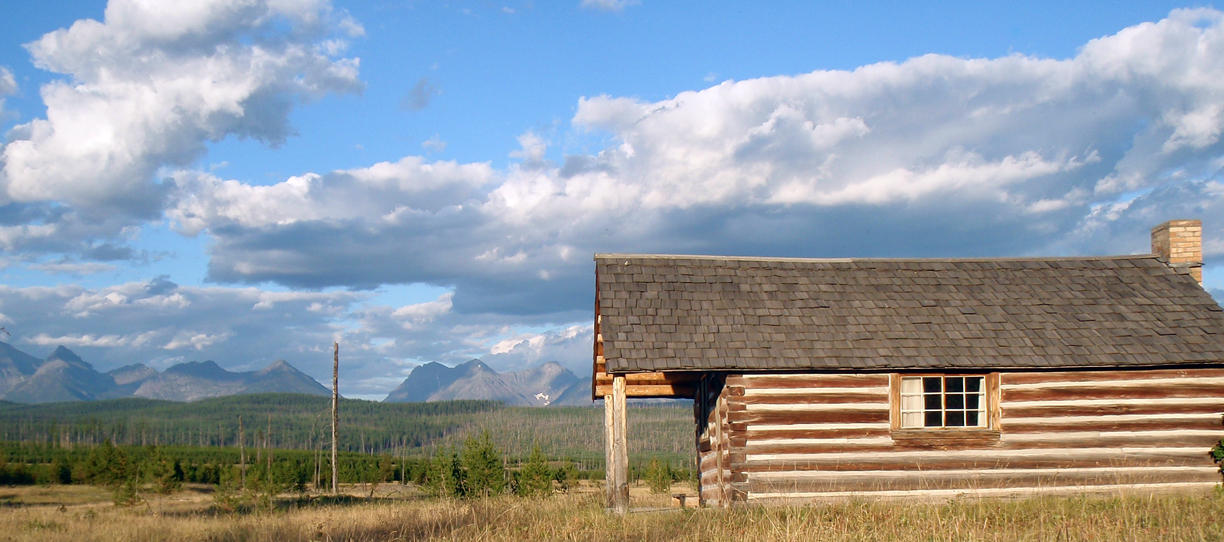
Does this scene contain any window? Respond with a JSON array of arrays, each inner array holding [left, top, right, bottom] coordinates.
[[898, 375, 986, 429]]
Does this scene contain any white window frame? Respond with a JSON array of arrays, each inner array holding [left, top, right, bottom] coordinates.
[[897, 375, 988, 429]]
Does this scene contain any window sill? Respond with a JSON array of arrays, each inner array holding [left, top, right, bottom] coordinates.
[[890, 428, 1001, 449]]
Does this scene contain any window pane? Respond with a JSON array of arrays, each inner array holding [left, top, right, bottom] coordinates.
[[966, 378, 981, 393], [946, 411, 965, 426], [946, 377, 964, 393], [924, 393, 941, 410], [901, 377, 922, 394], [925, 411, 942, 427], [946, 393, 964, 409], [923, 377, 941, 393], [966, 411, 980, 426], [901, 377, 924, 428], [965, 393, 980, 410]]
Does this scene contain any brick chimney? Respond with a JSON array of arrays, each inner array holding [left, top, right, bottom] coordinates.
[[1151, 219, 1202, 284]]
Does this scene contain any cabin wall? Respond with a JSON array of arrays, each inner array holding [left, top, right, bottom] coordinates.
[[720, 367, 1224, 504], [696, 374, 749, 506]]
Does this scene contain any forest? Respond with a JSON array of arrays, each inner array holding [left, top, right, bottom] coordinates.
[[0, 394, 695, 499]]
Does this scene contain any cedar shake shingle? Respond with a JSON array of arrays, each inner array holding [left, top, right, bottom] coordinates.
[[595, 254, 1224, 373]]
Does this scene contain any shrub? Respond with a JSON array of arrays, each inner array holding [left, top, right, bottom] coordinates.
[[552, 462, 577, 493], [516, 445, 552, 497], [645, 459, 671, 494], [426, 447, 463, 498]]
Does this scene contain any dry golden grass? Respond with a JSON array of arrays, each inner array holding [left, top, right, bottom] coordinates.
[[0, 483, 1222, 541]]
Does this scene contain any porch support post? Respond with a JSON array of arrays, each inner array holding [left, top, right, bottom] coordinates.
[[604, 374, 629, 514], [603, 388, 614, 508]]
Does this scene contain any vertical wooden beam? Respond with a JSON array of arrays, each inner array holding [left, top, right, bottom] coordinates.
[[611, 375, 629, 514], [603, 391, 614, 507], [694, 376, 704, 508]]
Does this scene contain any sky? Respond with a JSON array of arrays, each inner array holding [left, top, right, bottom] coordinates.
[[0, 1, 1222, 400]]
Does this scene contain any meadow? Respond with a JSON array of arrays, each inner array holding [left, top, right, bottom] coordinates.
[[3, 396, 1223, 540], [2, 482, 1223, 541]]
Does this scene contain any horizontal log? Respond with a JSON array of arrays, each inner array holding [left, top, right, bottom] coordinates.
[[998, 432, 1221, 449], [746, 433, 1218, 454], [747, 481, 1219, 502], [593, 371, 699, 385], [745, 386, 890, 397], [740, 452, 1214, 473], [746, 428, 893, 441], [750, 465, 1219, 482], [745, 446, 1210, 466], [1002, 383, 1224, 402], [737, 374, 890, 388], [889, 429, 1001, 449], [1002, 375, 1224, 391], [1001, 368, 1224, 385], [743, 393, 890, 405], [746, 466, 1219, 493], [1002, 416, 1223, 433], [741, 410, 891, 425], [749, 422, 893, 432], [593, 383, 695, 397], [1004, 401, 1222, 418], [746, 402, 889, 412]]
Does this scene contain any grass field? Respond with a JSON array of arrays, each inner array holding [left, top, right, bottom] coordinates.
[[2, 482, 1223, 541]]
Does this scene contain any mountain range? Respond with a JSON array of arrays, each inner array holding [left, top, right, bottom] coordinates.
[[0, 341, 327, 403], [384, 359, 590, 406], [0, 340, 594, 406]]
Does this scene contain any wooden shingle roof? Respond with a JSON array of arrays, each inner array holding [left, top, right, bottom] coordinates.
[[594, 253, 1224, 373]]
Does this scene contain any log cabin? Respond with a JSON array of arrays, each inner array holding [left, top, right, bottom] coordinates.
[[592, 219, 1224, 510]]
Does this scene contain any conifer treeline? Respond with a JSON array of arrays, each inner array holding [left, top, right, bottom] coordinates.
[[0, 395, 694, 471]]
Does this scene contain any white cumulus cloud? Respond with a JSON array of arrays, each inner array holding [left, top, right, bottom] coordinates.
[[0, 0, 362, 257]]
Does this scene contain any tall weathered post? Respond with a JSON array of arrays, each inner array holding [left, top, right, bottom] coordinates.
[[604, 375, 629, 514], [331, 341, 339, 494]]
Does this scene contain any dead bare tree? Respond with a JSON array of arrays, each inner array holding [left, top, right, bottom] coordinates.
[[266, 413, 272, 483], [238, 415, 246, 489], [331, 341, 339, 494]]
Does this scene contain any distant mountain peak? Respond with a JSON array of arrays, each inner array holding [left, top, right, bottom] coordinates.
[[164, 360, 229, 379], [262, 359, 293, 372], [0, 340, 42, 378], [385, 359, 586, 406], [48, 345, 86, 365], [108, 364, 156, 388], [457, 359, 492, 372]]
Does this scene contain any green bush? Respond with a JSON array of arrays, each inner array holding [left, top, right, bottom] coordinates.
[[645, 458, 671, 494], [426, 447, 463, 498], [515, 445, 552, 497]]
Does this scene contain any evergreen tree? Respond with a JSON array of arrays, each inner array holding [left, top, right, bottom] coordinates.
[[553, 461, 577, 494], [426, 447, 462, 498], [79, 440, 131, 486], [147, 448, 182, 494], [460, 430, 505, 498], [51, 456, 73, 484], [516, 445, 552, 497], [646, 458, 671, 495]]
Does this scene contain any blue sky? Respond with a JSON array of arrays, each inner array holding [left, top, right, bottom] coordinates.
[[0, 1, 1221, 399]]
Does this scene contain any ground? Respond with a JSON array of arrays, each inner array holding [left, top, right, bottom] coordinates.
[[0, 483, 1222, 541]]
